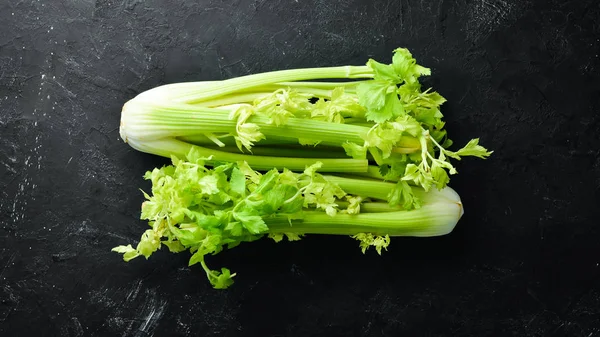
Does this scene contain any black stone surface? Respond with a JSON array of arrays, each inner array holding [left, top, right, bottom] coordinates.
[[1, 0, 599, 336]]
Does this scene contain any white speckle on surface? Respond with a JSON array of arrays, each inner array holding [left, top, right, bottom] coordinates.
[[41, 74, 45, 79], [464, 0, 522, 42], [51, 26, 54, 30]]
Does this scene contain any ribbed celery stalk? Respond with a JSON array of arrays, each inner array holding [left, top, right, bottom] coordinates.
[[119, 99, 421, 173], [125, 137, 368, 172], [121, 99, 419, 147], [265, 187, 463, 237], [174, 66, 372, 103]]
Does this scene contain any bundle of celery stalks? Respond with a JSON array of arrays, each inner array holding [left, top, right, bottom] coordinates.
[[112, 48, 492, 289]]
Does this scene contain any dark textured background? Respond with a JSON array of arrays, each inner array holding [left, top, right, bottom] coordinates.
[[1, 0, 599, 336]]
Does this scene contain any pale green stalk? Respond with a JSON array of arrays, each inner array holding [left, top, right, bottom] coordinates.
[[265, 203, 462, 237], [334, 201, 402, 213], [202, 145, 349, 159], [175, 66, 372, 103], [126, 137, 368, 172], [119, 99, 421, 174], [121, 99, 374, 145]]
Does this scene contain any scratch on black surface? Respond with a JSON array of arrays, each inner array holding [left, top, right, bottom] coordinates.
[[126, 279, 143, 302], [0, 253, 16, 279], [70, 317, 84, 337], [50, 78, 77, 99], [324, 31, 345, 42], [133, 289, 167, 337], [87, 31, 104, 60], [215, 49, 225, 78], [0, 285, 20, 322]]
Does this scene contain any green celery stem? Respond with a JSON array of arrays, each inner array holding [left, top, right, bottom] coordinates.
[[322, 175, 464, 207], [324, 175, 393, 200], [334, 201, 403, 213], [121, 100, 421, 151], [126, 137, 368, 173], [264, 203, 462, 237], [203, 145, 350, 159], [179, 65, 373, 103]]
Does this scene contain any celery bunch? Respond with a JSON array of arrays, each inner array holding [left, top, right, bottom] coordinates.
[[114, 48, 491, 288]]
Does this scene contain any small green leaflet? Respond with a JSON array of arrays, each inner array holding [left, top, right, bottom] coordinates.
[[327, 87, 365, 118], [387, 180, 422, 210], [229, 167, 246, 196], [300, 162, 346, 216], [229, 105, 265, 152], [450, 138, 493, 159], [268, 233, 304, 243], [342, 142, 367, 159], [363, 121, 411, 159], [344, 195, 363, 215], [224, 221, 243, 236], [111, 244, 140, 261], [233, 211, 269, 234], [357, 81, 404, 123], [357, 48, 433, 124], [253, 88, 313, 124], [206, 267, 236, 290], [357, 80, 389, 112], [391, 48, 431, 83], [352, 233, 391, 255], [430, 163, 450, 190], [396, 132, 492, 194]]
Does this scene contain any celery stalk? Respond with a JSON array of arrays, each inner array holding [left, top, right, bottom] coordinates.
[[265, 202, 463, 237], [126, 137, 368, 172]]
